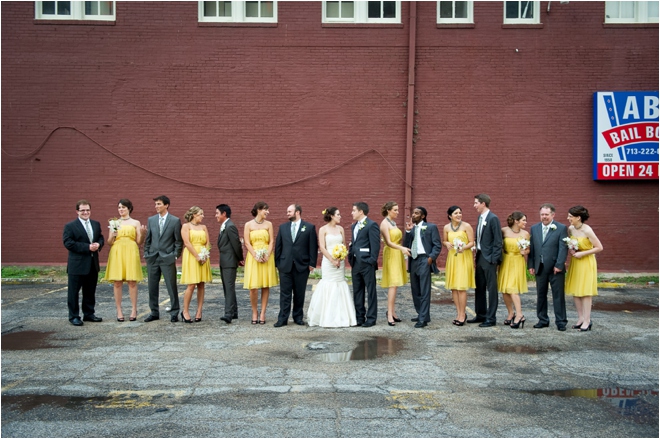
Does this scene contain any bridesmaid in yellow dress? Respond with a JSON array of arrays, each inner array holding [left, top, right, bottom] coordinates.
[[565, 206, 603, 332], [243, 201, 278, 324], [180, 206, 212, 323], [442, 206, 475, 326], [104, 199, 145, 322], [497, 211, 530, 329], [379, 201, 410, 326]]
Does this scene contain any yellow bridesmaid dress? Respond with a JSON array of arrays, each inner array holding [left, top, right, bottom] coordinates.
[[104, 225, 143, 282], [180, 229, 212, 284], [565, 236, 598, 297], [243, 229, 279, 289], [381, 227, 408, 288], [497, 237, 528, 294], [445, 230, 475, 291]]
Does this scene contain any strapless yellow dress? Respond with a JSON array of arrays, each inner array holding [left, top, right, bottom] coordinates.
[[445, 230, 475, 290], [381, 227, 408, 288], [565, 236, 598, 297], [497, 237, 528, 294], [104, 225, 143, 282], [243, 229, 279, 289], [180, 229, 212, 284]]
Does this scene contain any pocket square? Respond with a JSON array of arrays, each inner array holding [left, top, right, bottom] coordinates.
[[359, 248, 370, 252]]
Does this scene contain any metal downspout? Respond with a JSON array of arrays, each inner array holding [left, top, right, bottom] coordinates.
[[404, 1, 417, 217]]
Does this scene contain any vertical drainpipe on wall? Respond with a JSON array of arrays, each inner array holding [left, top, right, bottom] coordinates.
[[404, 1, 417, 218]]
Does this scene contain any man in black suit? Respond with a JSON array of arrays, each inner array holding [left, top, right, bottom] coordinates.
[[528, 203, 569, 331], [62, 199, 104, 326], [143, 195, 183, 323], [216, 204, 244, 324], [468, 193, 503, 327], [274, 204, 318, 327], [348, 201, 381, 327], [403, 206, 442, 328]]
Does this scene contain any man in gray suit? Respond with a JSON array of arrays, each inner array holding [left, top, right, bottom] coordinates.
[[216, 204, 243, 324], [144, 195, 183, 323], [468, 193, 503, 327], [528, 203, 569, 331]]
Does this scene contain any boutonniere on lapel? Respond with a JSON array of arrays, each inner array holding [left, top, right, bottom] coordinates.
[[357, 220, 366, 231], [301, 225, 306, 233], [549, 224, 557, 231], [482, 219, 487, 227], [420, 225, 428, 233]]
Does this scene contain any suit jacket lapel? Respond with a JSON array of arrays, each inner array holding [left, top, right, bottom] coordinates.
[[75, 219, 92, 243]]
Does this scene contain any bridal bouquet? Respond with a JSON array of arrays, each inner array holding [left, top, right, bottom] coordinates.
[[562, 237, 579, 251], [332, 244, 348, 261], [452, 238, 465, 256], [198, 247, 210, 262], [108, 217, 122, 233], [517, 238, 531, 250], [255, 248, 269, 261]]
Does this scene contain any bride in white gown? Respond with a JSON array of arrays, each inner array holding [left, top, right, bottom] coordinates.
[[307, 207, 357, 327]]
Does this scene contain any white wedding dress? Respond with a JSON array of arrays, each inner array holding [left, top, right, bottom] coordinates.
[[307, 233, 357, 327]]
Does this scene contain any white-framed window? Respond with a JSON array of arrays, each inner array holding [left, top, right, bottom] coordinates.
[[199, 1, 277, 23], [503, 1, 540, 24], [323, 1, 401, 24], [35, 1, 115, 20], [605, 1, 659, 23], [437, 1, 473, 24]]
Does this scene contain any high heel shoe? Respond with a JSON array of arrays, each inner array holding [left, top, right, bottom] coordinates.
[[503, 314, 515, 325], [129, 313, 137, 322], [510, 316, 525, 329], [116, 315, 125, 322], [181, 312, 193, 324], [195, 313, 202, 322], [452, 318, 466, 326], [387, 318, 396, 326], [386, 311, 402, 323], [579, 322, 592, 332], [571, 322, 583, 329]]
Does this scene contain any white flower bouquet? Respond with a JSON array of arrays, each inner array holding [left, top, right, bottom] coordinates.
[[517, 238, 531, 250], [452, 238, 465, 256], [562, 237, 579, 251], [198, 247, 210, 262], [108, 218, 122, 233], [255, 249, 269, 261], [331, 244, 348, 261]]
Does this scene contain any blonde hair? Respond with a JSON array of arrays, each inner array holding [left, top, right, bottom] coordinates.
[[184, 206, 203, 222]]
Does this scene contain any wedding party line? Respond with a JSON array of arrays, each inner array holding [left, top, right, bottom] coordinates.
[[63, 194, 603, 332]]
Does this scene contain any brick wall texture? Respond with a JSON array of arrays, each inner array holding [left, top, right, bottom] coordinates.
[[2, 1, 658, 270]]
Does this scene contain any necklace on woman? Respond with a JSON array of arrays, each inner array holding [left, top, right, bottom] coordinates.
[[386, 218, 396, 227], [121, 217, 131, 221], [575, 223, 583, 230], [254, 218, 265, 225], [450, 221, 462, 232], [511, 227, 521, 234]]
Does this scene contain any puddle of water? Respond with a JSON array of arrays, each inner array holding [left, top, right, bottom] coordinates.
[[2, 394, 110, 413], [319, 337, 404, 362], [431, 298, 454, 305], [591, 301, 658, 312], [1, 331, 61, 350], [495, 345, 561, 354], [527, 388, 658, 425]]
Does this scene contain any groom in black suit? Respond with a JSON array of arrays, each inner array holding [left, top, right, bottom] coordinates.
[[348, 201, 381, 327], [528, 203, 569, 330], [274, 204, 318, 327], [468, 193, 503, 327], [403, 206, 442, 328], [216, 204, 244, 324], [62, 199, 104, 326]]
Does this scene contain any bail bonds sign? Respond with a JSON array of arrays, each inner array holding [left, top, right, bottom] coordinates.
[[594, 91, 659, 180]]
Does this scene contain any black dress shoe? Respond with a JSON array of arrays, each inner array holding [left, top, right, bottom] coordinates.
[[171, 314, 179, 323], [411, 317, 419, 322], [273, 320, 288, 327], [557, 326, 567, 331], [414, 321, 427, 328], [467, 317, 485, 324], [533, 322, 549, 328], [293, 320, 305, 326], [478, 321, 496, 327], [362, 322, 375, 327], [220, 316, 231, 324], [232, 314, 238, 319], [144, 315, 159, 322], [70, 317, 83, 326], [82, 315, 102, 322], [356, 321, 364, 326]]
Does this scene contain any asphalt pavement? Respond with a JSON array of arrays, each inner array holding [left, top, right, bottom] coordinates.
[[1, 279, 658, 437]]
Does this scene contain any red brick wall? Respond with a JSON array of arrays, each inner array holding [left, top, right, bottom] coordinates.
[[2, 1, 658, 271]]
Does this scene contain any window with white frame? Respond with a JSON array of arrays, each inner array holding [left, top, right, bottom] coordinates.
[[199, 1, 277, 23], [323, 1, 401, 24], [35, 1, 115, 20], [503, 1, 540, 24], [437, 1, 473, 24], [605, 1, 658, 23]]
